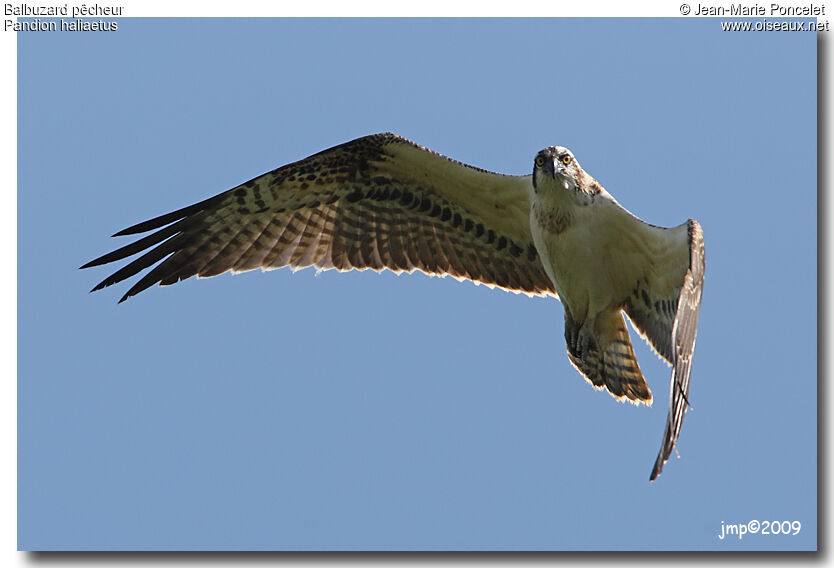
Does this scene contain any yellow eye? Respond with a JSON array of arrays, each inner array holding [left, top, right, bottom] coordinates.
[[535, 155, 545, 167], [561, 155, 572, 165]]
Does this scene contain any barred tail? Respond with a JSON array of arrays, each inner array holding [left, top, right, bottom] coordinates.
[[566, 310, 652, 405]]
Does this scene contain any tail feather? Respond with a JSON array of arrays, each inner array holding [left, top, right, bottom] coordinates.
[[566, 311, 652, 405]]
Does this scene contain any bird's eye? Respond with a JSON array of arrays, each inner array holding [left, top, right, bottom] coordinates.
[[561, 155, 572, 165], [535, 155, 545, 167]]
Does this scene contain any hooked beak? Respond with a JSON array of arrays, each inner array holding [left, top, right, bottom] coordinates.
[[551, 158, 564, 178], [540, 157, 561, 179]]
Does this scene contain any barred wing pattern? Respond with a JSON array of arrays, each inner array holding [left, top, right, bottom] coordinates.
[[649, 220, 705, 481], [617, 219, 704, 480], [82, 133, 556, 303]]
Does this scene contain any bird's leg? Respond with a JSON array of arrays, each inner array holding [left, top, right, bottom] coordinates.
[[564, 309, 596, 360], [564, 309, 580, 357], [564, 309, 606, 390], [576, 328, 599, 362]]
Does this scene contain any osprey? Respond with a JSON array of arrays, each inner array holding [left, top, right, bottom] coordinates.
[[82, 133, 704, 480]]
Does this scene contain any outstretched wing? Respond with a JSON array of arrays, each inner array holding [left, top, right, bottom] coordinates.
[[649, 220, 704, 481], [82, 132, 556, 302], [623, 219, 704, 480]]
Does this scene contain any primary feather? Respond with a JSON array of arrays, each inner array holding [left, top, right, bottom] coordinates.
[[82, 133, 555, 303], [83, 132, 704, 481]]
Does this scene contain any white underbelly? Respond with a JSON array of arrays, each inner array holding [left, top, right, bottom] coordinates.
[[533, 227, 593, 319], [531, 206, 635, 323], [530, 192, 687, 327]]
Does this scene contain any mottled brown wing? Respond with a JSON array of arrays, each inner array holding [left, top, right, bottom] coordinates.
[[649, 220, 705, 481], [82, 132, 556, 303], [622, 221, 694, 365]]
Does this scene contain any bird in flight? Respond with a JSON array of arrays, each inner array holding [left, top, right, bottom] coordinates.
[[82, 133, 704, 480]]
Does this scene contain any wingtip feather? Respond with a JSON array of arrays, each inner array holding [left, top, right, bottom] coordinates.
[[90, 279, 112, 293], [650, 452, 666, 481], [112, 225, 143, 237], [80, 257, 108, 270]]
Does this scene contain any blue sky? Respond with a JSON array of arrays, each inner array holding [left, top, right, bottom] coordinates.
[[18, 18, 816, 550]]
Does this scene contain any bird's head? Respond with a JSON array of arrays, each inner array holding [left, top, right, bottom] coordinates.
[[532, 146, 600, 201]]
